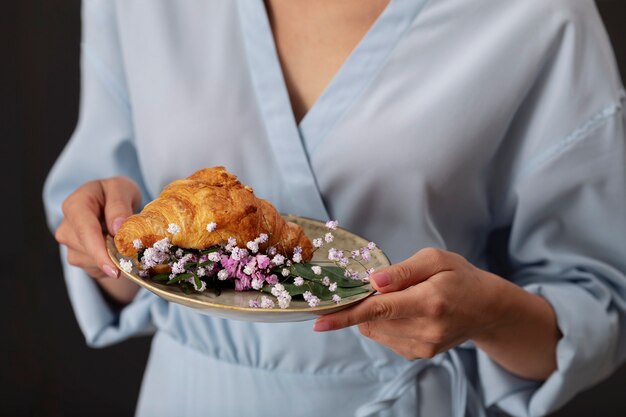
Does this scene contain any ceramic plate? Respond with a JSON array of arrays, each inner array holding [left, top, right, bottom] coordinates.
[[107, 215, 389, 322]]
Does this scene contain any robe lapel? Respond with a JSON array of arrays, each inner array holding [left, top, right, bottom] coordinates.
[[237, 0, 330, 220]]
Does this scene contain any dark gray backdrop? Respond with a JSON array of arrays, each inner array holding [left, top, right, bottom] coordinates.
[[3, 1, 625, 416]]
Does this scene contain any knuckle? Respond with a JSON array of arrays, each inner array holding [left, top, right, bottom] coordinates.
[[358, 323, 373, 338], [427, 294, 448, 318], [417, 344, 439, 359], [424, 325, 447, 344], [393, 263, 413, 284], [54, 223, 67, 244], [371, 302, 394, 320], [420, 247, 446, 265], [66, 250, 82, 267]]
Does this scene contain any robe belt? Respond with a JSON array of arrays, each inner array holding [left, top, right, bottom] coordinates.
[[355, 349, 486, 417]]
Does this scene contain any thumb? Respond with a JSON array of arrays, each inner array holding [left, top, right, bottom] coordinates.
[[102, 177, 142, 236], [370, 248, 450, 293]]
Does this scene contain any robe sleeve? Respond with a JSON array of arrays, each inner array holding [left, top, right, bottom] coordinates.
[[42, 0, 157, 347], [477, 4, 626, 416]]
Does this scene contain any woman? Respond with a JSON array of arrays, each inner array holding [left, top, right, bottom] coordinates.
[[44, 0, 626, 416]]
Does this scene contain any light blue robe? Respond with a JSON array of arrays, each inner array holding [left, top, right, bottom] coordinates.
[[43, 0, 626, 416]]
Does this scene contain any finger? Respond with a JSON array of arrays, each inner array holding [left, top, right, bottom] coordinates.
[[358, 317, 455, 346], [358, 318, 423, 340], [102, 177, 141, 235], [65, 186, 119, 279], [359, 324, 461, 360], [314, 289, 425, 331], [356, 328, 440, 360], [66, 248, 109, 278], [370, 247, 454, 293]]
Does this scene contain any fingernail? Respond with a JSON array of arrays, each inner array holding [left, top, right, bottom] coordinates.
[[112, 217, 126, 235], [372, 272, 391, 288], [314, 320, 331, 332], [102, 264, 119, 279]]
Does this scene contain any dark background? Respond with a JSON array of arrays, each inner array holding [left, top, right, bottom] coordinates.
[[3, 1, 625, 416]]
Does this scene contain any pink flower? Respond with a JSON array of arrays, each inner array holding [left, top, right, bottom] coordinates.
[[256, 254, 270, 269]]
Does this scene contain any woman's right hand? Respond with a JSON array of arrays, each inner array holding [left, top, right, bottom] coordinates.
[[55, 176, 142, 303]]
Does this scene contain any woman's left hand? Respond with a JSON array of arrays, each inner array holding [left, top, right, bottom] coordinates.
[[313, 247, 505, 359], [313, 247, 560, 381]]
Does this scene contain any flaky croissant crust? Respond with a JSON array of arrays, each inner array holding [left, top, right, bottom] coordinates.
[[114, 167, 313, 260]]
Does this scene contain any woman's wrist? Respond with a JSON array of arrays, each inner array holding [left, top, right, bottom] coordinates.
[[471, 270, 562, 380]]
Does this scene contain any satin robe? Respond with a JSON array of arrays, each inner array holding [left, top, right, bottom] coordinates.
[[44, 1, 626, 416]]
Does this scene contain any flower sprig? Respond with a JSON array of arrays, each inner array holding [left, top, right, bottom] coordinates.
[[120, 220, 380, 309]]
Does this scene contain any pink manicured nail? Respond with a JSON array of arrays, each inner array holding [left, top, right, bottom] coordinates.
[[372, 272, 391, 288], [102, 264, 119, 279], [112, 217, 125, 235], [314, 321, 331, 332]]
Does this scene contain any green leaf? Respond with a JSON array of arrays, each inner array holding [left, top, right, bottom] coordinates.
[[290, 263, 366, 288], [185, 262, 197, 269], [151, 273, 170, 282], [198, 260, 214, 267], [193, 276, 203, 291], [167, 273, 193, 285], [333, 286, 370, 298], [181, 281, 192, 294], [200, 246, 221, 255]]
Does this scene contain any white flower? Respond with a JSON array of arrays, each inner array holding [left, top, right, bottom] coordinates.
[[230, 247, 243, 261], [249, 300, 260, 308], [196, 267, 206, 277], [153, 237, 171, 253], [206, 222, 217, 232], [292, 253, 302, 263], [225, 237, 237, 251], [217, 269, 229, 280], [303, 291, 313, 301], [281, 268, 290, 277], [367, 242, 377, 250], [277, 294, 291, 309], [325, 220, 338, 230], [311, 266, 322, 275], [329, 282, 337, 292], [324, 232, 334, 243], [175, 248, 184, 257], [267, 246, 277, 256], [332, 294, 342, 304], [271, 254, 285, 266], [294, 277, 304, 286], [251, 278, 264, 290], [258, 233, 269, 243], [208, 252, 221, 262], [366, 268, 375, 276], [321, 276, 330, 286], [307, 295, 320, 308], [132, 239, 143, 250], [167, 223, 180, 235], [246, 240, 259, 253], [260, 296, 275, 309], [313, 238, 323, 248], [120, 258, 133, 273], [328, 248, 343, 261]]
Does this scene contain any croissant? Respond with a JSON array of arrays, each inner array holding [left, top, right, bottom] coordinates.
[[114, 167, 313, 261]]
